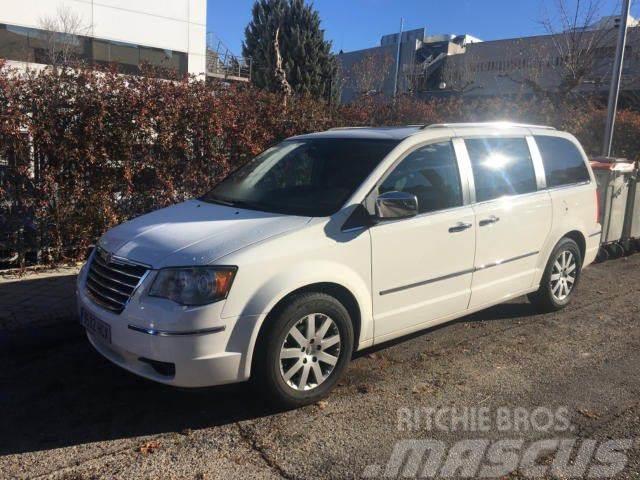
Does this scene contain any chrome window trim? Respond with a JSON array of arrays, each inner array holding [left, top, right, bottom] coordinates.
[[371, 204, 472, 227], [379, 250, 540, 295], [465, 189, 550, 208], [545, 180, 593, 192]]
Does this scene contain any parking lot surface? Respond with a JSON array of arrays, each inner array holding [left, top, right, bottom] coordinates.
[[1, 256, 640, 479]]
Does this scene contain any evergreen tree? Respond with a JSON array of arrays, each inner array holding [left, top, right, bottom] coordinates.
[[243, 0, 336, 100]]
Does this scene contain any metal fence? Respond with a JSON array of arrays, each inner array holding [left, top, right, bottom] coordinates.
[[206, 33, 251, 82]]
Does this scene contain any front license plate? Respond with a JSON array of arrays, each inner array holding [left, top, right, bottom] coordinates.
[[81, 309, 112, 344]]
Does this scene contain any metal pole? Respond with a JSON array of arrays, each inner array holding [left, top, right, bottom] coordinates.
[[602, 0, 632, 157], [393, 18, 404, 100]]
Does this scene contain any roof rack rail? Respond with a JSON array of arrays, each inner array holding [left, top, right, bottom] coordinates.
[[327, 125, 423, 131], [421, 122, 556, 130], [327, 126, 372, 131]]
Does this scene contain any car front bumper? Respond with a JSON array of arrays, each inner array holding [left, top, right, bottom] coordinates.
[[76, 264, 263, 388]]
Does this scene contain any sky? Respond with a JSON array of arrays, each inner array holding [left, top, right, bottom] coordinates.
[[207, 0, 640, 56]]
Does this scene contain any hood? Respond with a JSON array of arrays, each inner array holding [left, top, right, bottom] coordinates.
[[98, 200, 311, 268]]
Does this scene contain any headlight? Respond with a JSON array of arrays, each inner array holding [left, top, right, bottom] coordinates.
[[148, 267, 237, 306]]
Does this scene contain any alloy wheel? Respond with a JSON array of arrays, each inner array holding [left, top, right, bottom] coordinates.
[[550, 250, 577, 301], [279, 313, 341, 391]]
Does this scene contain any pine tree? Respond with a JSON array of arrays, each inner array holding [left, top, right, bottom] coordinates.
[[243, 0, 336, 101]]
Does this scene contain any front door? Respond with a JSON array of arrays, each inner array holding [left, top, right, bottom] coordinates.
[[463, 137, 552, 309], [370, 140, 476, 342]]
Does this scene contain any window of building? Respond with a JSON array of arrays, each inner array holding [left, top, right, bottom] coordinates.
[[108, 41, 140, 73], [379, 141, 463, 214], [534, 136, 590, 188], [0, 23, 187, 77], [140, 46, 187, 74], [465, 137, 537, 202], [0, 25, 33, 62]]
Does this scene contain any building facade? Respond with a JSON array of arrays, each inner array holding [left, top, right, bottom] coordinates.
[[0, 0, 207, 77], [337, 27, 480, 103], [337, 16, 640, 103]]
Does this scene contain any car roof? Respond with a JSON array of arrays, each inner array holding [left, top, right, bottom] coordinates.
[[290, 126, 423, 141], [290, 123, 556, 142]]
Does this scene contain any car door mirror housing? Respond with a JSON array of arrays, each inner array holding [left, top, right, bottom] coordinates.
[[375, 191, 419, 219]]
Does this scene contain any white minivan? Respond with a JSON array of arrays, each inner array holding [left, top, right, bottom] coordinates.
[[77, 122, 601, 407]]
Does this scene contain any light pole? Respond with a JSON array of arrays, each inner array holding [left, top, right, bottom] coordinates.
[[602, 0, 632, 157], [393, 18, 404, 101]]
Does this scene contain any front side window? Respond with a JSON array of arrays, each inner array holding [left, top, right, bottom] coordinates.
[[534, 136, 590, 188], [379, 141, 463, 214], [202, 138, 398, 217], [465, 137, 537, 202]]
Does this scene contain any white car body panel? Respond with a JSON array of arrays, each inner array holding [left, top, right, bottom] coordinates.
[[370, 206, 475, 340], [77, 124, 600, 388], [98, 199, 310, 267], [469, 191, 553, 308]]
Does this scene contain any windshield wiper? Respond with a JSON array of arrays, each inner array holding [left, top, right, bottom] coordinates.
[[201, 195, 264, 212]]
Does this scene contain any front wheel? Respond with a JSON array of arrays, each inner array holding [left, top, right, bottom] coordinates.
[[528, 237, 582, 313], [253, 292, 354, 409]]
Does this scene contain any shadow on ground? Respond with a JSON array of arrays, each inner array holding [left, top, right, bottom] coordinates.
[[0, 273, 538, 456]]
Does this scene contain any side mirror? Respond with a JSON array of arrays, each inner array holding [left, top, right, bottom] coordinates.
[[375, 191, 418, 219]]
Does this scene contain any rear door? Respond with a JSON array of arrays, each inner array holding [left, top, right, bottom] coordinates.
[[460, 135, 552, 309], [370, 139, 476, 341]]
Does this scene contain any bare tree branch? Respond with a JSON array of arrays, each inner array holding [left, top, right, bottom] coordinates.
[[38, 5, 90, 68], [534, 0, 616, 96], [348, 52, 394, 97]]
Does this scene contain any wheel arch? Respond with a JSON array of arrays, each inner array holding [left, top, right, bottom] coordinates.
[[248, 282, 362, 380], [563, 230, 586, 264]]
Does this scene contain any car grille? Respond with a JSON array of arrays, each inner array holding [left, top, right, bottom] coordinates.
[[85, 247, 149, 314]]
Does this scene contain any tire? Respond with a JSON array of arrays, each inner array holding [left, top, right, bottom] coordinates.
[[528, 238, 582, 313], [253, 292, 354, 409]]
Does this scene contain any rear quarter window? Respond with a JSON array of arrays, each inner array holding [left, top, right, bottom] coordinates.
[[534, 136, 590, 188]]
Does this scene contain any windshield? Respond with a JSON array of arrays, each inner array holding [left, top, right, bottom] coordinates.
[[201, 138, 398, 216]]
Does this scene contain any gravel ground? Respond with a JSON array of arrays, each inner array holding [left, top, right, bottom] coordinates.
[[1, 255, 640, 479]]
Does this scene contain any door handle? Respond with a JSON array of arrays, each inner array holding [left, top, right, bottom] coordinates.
[[449, 222, 473, 233], [479, 215, 500, 227]]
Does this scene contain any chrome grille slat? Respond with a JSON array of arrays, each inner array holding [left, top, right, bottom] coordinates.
[[87, 273, 132, 298], [86, 282, 125, 310], [86, 288, 122, 312], [90, 263, 138, 289], [92, 254, 145, 279], [85, 248, 148, 314]]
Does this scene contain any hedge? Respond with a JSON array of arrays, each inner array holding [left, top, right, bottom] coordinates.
[[0, 61, 638, 265]]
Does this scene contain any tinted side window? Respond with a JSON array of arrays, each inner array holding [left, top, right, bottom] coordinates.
[[379, 141, 462, 214], [535, 136, 590, 187], [465, 138, 537, 202]]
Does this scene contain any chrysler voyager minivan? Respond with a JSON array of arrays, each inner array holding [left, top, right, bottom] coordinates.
[[77, 123, 601, 407]]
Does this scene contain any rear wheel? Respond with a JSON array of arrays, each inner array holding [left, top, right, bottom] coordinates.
[[253, 292, 354, 409], [528, 238, 582, 313]]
